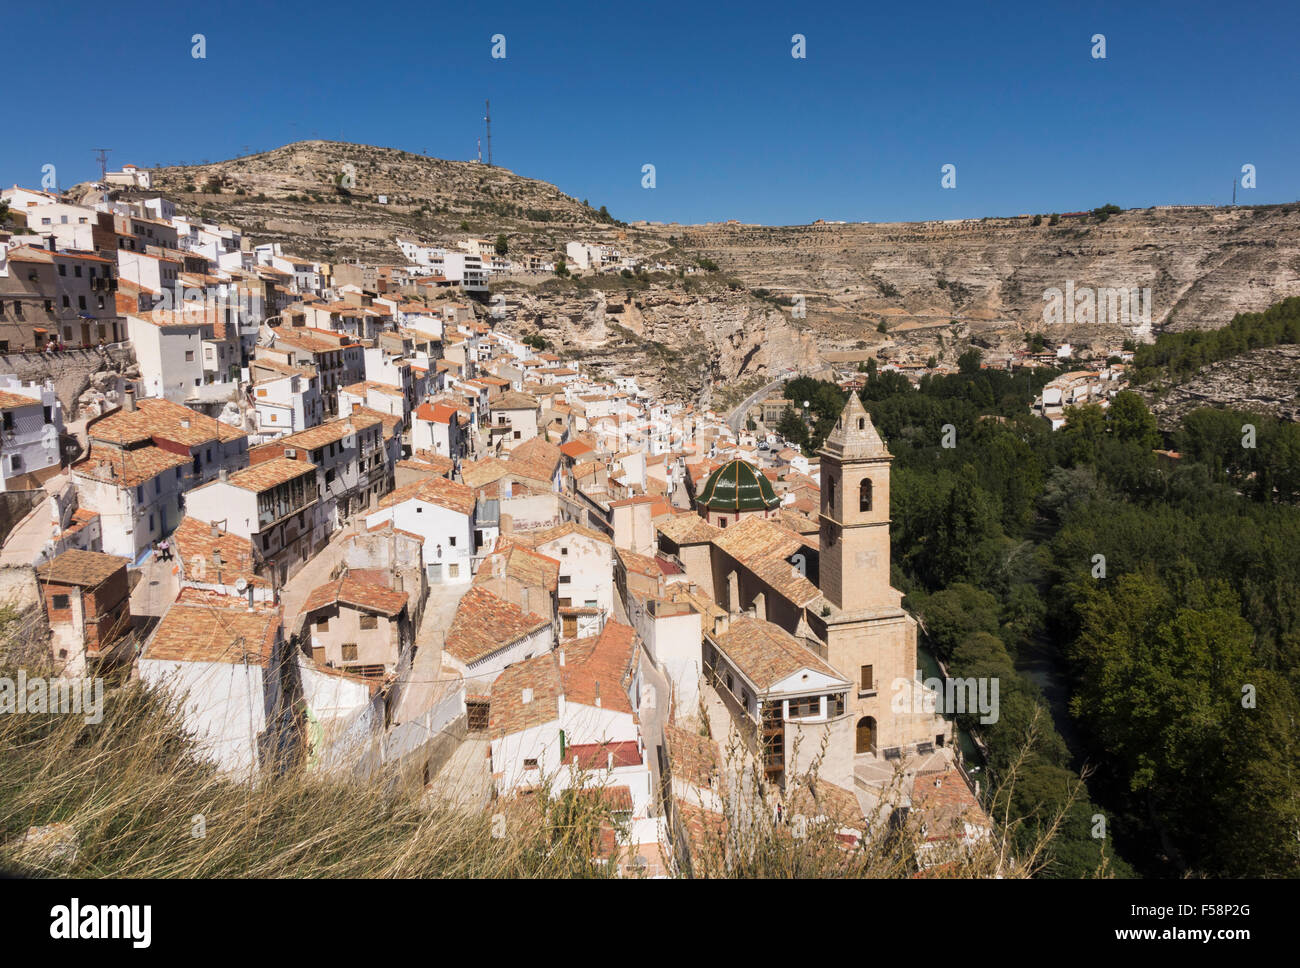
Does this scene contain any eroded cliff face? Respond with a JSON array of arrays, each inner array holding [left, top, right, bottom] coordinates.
[[497, 282, 821, 404], [663, 204, 1300, 356]]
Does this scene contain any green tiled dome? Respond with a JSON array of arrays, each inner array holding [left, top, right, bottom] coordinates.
[[697, 459, 780, 512]]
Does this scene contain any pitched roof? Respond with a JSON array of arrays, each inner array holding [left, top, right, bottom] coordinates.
[[72, 443, 191, 488], [301, 574, 408, 618], [256, 412, 383, 452], [0, 390, 41, 411], [221, 458, 316, 493], [36, 549, 128, 588], [712, 616, 846, 691], [444, 585, 550, 665], [172, 516, 267, 589], [143, 589, 280, 665], [507, 437, 561, 482], [656, 513, 722, 546], [711, 516, 821, 607], [375, 475, 475, 515], [90, 398, 246, 448], [476, 544, 560, 592]]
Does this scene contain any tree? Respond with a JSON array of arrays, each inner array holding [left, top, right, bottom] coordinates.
[[926, 356, 938, 369], [958, 348, 983, 375], [555, 257, 569, 278], [1107, 391, 1160, 450], [776, 406, 809, 453], [495, 234, 508, 256]]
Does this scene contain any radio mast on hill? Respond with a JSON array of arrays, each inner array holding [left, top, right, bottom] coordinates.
[[93, 148, 112, 182], [484, 100, 492, 167]]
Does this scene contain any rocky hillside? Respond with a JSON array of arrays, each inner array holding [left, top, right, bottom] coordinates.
[[1141, 344, 1300, 430], [493, 275, 821, 407], [658, 204, 1300, 360], [80, 141, 625, 265], [76, 142, 1300, 405]]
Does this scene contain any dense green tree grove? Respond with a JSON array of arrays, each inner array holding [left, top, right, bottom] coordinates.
[[786, 343, 1300, 877], [1131, 296, 1300, 385]]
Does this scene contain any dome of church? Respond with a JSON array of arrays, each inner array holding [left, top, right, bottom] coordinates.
[[696, 459, 780, 512]]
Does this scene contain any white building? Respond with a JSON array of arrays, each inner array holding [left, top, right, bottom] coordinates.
[[364, 475, 477, 584], [0, 377, 64, 490]]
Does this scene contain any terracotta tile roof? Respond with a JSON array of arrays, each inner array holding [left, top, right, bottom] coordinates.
[[663, 722, 721, 789], [507, 437, 561, 482], [35, 549, 128, 588], [566, 743, 641, 772], [476, 544, 560, 592], [656, 513, 722, 546], [143, 589, 280, 665], [615, 546, 661, 578], [559, 621, 636, 715], [351, 406, 402, 440], [515, 521, 613, 547], [90, 398, 246, 448], [488, 651, 564, 737], [172, 516, 268, 589], [559, 439, 594, 459], [786, 776, 864, 831], [572, 460, 602, 480], [491, 391, 539, 411], [375, 474, 475, 515], [301, 574, 408, 618], [711, 516, 821, 607], [445, 586, 549, 665], [0, 390, 41, 410], [459, 457, 511, 489], [910, 770, 993, 841], [414, 401, 460, 424], [255, 412, 382, 453], [222, 458, 316, 493], [59, 508, 99, 540], [712, 616, 846, 691], [72, 443, 190, 488]]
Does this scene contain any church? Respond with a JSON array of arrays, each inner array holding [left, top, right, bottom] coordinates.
[[657, 394, 951, 791]]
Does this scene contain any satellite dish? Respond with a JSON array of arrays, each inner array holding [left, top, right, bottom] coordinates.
[[235, 578, 248, 592]]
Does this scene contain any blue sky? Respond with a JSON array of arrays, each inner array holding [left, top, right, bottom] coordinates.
[[4, 0, 1297, 225]]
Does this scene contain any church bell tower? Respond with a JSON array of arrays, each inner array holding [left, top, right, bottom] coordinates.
[[817, 394, 897, 613]]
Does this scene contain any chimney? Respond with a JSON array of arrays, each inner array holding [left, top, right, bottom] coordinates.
[[210, 522, 220, 539], [521, 687, 533, 704], [123, 387, 136, 412], [520, 587, 530, 614], [219, 468, 229, 482], [595, 681, 601, 708], [180, 417, 190, 429], [393, 573, 404, 594], [352, 402, 360, 414], [558, 649, 565, 666]]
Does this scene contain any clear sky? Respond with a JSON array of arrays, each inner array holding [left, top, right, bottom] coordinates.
[[4, 0, 1297, 225]]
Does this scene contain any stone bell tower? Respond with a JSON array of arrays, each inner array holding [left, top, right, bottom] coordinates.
[[815, 395, 945, 757], [817, 393, 898, 613]]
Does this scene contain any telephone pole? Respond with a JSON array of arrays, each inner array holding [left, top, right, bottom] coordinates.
[[484, 100, 492, 167], [93, 148, 112, 181]]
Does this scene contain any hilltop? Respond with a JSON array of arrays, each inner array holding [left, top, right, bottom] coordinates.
[[76, 143, 1300, 402]]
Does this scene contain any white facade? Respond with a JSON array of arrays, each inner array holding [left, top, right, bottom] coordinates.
[[364, 496, 474, 584], [0, 377, 63, 488]]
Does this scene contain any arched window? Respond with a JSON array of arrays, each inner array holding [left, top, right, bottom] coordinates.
[[857, 417, 865, 431], [826, 475, 836, 510], [859, 477, 872, 512]]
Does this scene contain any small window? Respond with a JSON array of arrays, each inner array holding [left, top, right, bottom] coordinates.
[[523, 758, 538, 769], [51, 594, 70, 610], [860, 665, 874, 692], [559, 575, 570, 584], [341, 643, 358, 662], [316, 618, 329, 631], [185, 351, 194, 361], [359, 614, 378, 630]]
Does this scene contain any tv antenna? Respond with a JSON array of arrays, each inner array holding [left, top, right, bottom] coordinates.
[[484, 100, 492, 167], [93, 148, 112, 181]]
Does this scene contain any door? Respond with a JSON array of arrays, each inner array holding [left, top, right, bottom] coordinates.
[[856, 716, 877, 755]]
